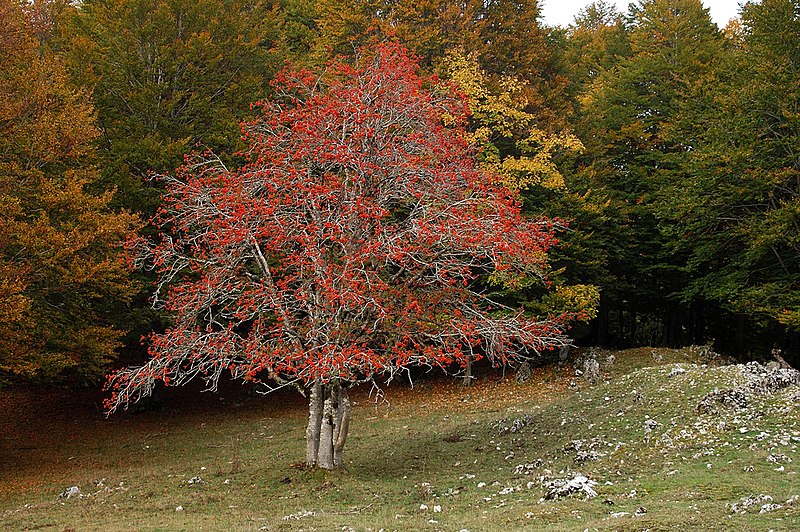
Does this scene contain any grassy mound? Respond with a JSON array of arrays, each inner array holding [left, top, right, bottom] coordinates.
[[1, 347, 798, 530]]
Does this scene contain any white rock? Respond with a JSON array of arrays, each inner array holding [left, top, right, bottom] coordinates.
[[59, 486, 81, 499], [544, 474, 598, 500]]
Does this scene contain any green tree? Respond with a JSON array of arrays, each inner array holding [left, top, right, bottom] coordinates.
[[576, 0, 724, 346], [304, 0, 374, 60], [559, 1, 632, 100], [66, 0, 280, 215], [309, 0, 483, 66], [60, 0, 285, 354], [377, 0, 484, 65], [0, 0, 138, 384], [666, 0, 800, 343]]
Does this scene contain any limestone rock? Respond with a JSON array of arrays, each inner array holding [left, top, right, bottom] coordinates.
[[543, 474, 598, 500]]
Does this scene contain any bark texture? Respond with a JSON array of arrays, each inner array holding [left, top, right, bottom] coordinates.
[[462, 353, 474, 387], [305, 380, 351, 469], [305, 381, 323, 466]]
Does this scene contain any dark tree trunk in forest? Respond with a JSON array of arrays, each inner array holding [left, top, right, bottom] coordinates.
[[662, 305, 680, 347], [691, 301, 706, 345], [592, 303, 608, 346], [306, 380, 351, 469], [787, 331, 800, 369], [735, 314, 746, 358]]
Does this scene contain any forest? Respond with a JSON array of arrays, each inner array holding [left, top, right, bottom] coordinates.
[[1, 0, 799, 395]]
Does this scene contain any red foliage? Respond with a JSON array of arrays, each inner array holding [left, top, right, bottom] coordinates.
[[107, 43, 569, 410]]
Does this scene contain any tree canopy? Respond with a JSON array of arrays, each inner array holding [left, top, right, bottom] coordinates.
[[105, 44, 572, 467], [65, 0, 280, 215], [2, 0, 798, 386], [0, 0, 138, 384]]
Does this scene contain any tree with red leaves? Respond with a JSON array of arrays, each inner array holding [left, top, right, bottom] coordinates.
[[106, 43, 571, 469]]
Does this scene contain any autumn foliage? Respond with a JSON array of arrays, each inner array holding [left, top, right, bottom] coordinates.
[[104, 43, 570, 463], [0, 0, 138, 383]]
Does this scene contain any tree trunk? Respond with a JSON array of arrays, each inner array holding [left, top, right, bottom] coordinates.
[[592, 301, 608, 346], [333, 386, 350, 467], [305, 380, 351, 469], [306, 380, 323, 466], [317, 392, 335, 469], [692, 301, 706, 345], [735, 314, 745, 358], [462, 353, 474, 386]]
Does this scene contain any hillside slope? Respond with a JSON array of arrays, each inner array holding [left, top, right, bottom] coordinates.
[[1, 347, 798, 530]]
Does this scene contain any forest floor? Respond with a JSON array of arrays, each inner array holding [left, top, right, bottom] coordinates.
[[1, 347, 799, 530]]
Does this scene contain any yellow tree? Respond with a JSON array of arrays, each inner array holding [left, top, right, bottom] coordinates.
[[446, 52, 598, 380], [0, 0, 138, 383], [447, 52, 583, 191]]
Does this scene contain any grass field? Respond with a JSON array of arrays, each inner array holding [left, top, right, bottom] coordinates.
[[1, 347, 798, 530]]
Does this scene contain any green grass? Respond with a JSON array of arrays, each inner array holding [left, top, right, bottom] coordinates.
[[1, 347, 799, 530]]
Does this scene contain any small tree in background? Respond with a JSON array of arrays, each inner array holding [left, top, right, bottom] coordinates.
[[105, 43, 571, 469]]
